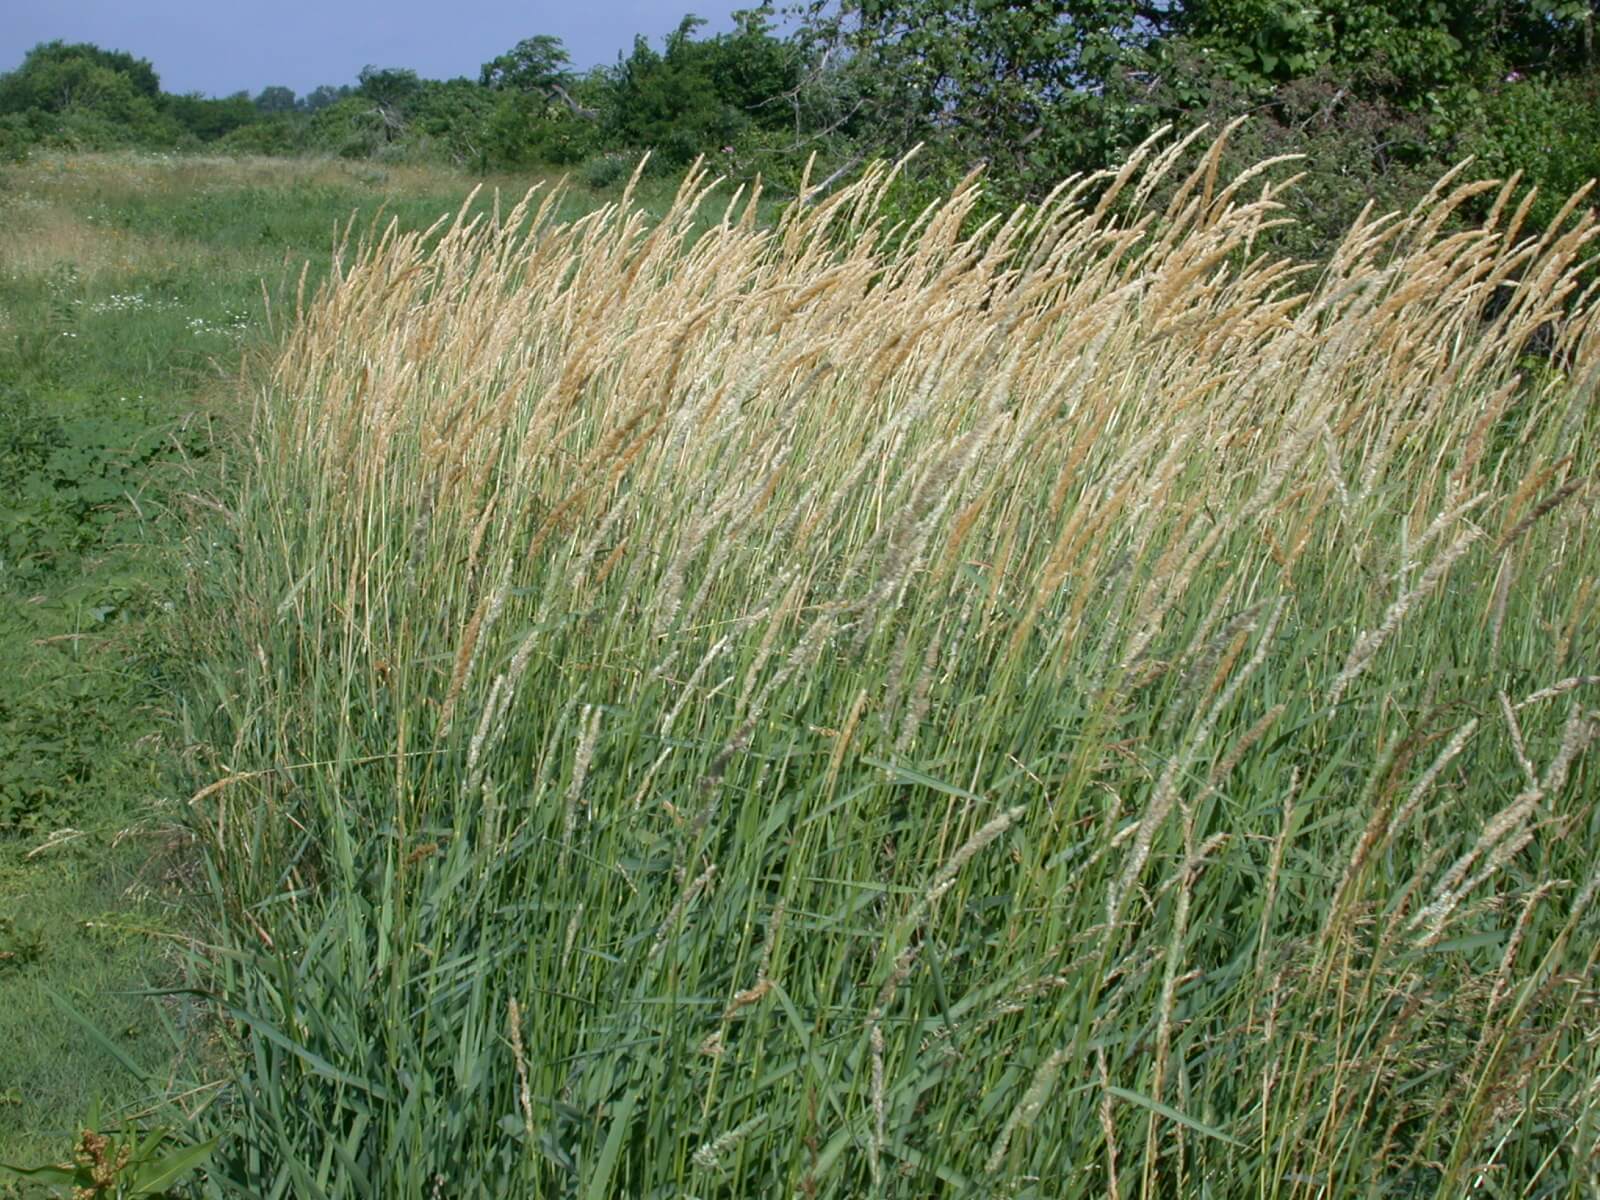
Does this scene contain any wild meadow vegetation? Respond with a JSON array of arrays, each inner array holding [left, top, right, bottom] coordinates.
[[3, 17, 1599, 1200], [0, 152, 659, 1188], [0, 154, 253, 1174], [155, 131, 1600, 1197]]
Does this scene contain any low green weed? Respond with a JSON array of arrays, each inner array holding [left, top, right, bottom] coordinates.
[[1, 1100, 216, 1199], [0, 150, 557, 1173]]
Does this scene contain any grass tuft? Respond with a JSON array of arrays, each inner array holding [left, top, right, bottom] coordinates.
[[186, 136, 1600, 1196]]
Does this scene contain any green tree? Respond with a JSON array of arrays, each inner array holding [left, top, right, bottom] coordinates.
[[356, 66, 423, 113], [481, 33, 601, 136], [1121, 0, 1600, 267], [481, 68, 608, 167], [610, 16, 723, 164], [305, 95, 392, 157], [253, 85, 298, 114], [0, 41, 161, 117], [1166, 0, 1595, 98], [607, 11, 803, 166], [707, 8, 804, 126], [0, 41, 161, 110], [164, 91, 259, 141], [0, 41, 177, 146], [410, 77, 498, 164], [300, 84, 350, 112], [355, 66, 424, 143], [1455, 67, 1600, 236], [792, 0, 1164, 195], [480, 35, 572, 94]]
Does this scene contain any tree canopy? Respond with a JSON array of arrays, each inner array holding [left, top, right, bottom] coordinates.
[[480, 35, 572, 93], [2, 7, 1597, 254]]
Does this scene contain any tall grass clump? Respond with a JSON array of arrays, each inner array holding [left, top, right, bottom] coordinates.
[[183, 133, 1600, 1197]]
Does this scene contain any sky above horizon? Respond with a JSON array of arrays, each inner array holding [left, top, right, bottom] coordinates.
[[2, 1, 752, 98]]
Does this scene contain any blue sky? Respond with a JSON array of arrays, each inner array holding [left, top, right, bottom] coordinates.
[[1, 1, 752, 98]]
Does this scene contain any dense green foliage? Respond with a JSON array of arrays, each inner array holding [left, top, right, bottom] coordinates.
[[607, 13, 802, 166], [6, 3, 1599, 251], [1129, 0, 1600, 243]]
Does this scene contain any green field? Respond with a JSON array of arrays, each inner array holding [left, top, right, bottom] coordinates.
[[3, 145, 1598, 1197], [0, 152, 628, 1189]]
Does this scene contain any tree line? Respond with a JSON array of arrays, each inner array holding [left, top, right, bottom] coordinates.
[[4, 2, 1600, 256]]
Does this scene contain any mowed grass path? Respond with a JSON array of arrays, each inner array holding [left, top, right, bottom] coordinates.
[[0, 152, 621, 1175]]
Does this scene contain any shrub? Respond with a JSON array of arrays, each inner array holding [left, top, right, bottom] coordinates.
[[483, 91, 603, 168], [578, 149, 633, 189], [1459, 71, 1600, 234], [304, 96, 388, 160], [0, 113, 35, 163], [606, 13, 802, 168], [215, 116, 301, 157]]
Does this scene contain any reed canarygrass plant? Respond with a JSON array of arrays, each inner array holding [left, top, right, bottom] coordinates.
[[184, 131, 1600, 1196]]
